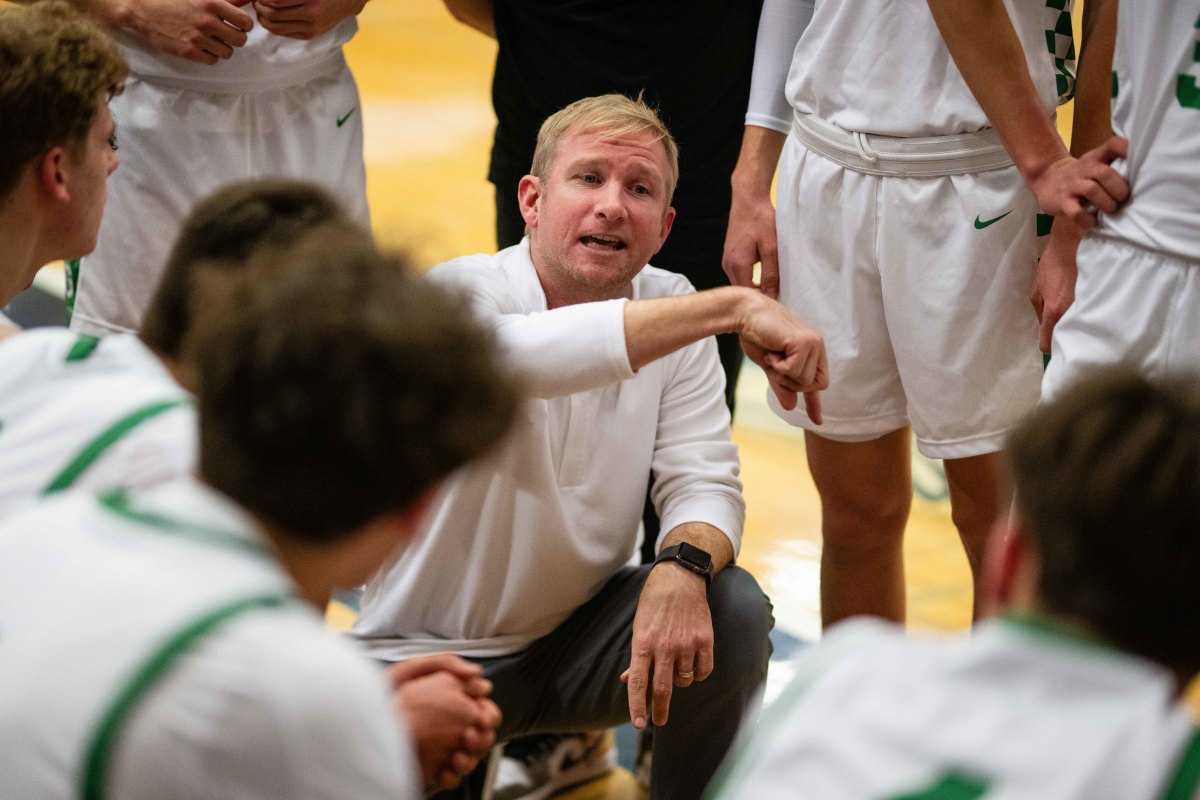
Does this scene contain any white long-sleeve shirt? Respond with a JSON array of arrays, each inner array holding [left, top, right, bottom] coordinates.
[[353, 240, 745, 659]]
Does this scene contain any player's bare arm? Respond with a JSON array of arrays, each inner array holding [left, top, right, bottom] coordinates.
[[1029, 0, 1119, 351], [13, 0, 256, 65], [621, 521, 734, 730], [442, 0, 494, 38], [724, 126, 787, 298], [927, 0, 1128, 229], [253, 0, 366, 41]]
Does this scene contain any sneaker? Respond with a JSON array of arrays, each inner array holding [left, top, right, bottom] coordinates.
[[493, 731, 617, 800]]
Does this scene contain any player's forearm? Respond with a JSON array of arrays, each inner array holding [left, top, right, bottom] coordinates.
[[442, 0, 494, 37], [731, 125, 787, 199], [624, 286, 757, 372], [659, 522, 735, 574], [927, 0, 1068, 186], [1069, 0, 1117, 156]]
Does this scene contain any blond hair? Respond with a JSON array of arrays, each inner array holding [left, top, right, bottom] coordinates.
[[530, 93, 679, 201], [0, 0, 127, 197]]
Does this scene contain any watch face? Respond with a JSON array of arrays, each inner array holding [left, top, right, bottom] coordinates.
[[677, 541, 712, 571]]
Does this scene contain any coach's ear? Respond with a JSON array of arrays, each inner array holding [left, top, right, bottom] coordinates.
[[517, 175, 542, 230], [979, 516, 1035, 618]]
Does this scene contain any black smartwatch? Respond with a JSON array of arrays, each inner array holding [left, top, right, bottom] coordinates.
[[654, 542, 714, 586]]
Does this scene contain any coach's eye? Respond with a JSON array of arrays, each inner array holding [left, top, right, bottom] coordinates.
[[108, 133, 119, 152]]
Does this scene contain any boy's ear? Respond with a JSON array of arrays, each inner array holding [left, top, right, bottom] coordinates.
[[39, 147, 72, 203]]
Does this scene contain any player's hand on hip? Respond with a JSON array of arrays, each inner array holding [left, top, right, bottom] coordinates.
[[1032, 136, 1130, 230], [723, 191, 780, 298], [134, 0, 254, 65], [620, 563, 714, 730], [253, 0, 366, 40]]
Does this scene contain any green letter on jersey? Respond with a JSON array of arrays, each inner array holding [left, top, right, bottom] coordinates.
[[888, 771, 989, 800], [1177, 14, 1200, 109]]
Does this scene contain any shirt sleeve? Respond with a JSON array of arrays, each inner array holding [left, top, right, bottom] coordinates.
[[745, 0, 817, 133], [651, 334, 745, 556], [428, 257, 636, 399]]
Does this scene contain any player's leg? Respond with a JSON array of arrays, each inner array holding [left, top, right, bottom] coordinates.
[[942, 452, 1007, 619], [806, 428, 911, 627], [775, 140, 911, 626], [884, 166, 1041, 616]]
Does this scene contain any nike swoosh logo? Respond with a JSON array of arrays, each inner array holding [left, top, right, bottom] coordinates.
[[336, 108, 356, 127], [974, 210, 1013, 229]]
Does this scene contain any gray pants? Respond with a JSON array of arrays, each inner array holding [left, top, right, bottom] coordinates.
[[425, 564, 774, 800]]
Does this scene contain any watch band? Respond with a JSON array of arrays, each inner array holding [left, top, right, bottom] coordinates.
[[654, 542, 713, 585]]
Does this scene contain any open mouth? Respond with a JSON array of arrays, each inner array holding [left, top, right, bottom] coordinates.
[[580, 234, 626, 251]]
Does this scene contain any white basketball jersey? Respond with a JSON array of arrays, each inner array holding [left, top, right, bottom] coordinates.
[[1096, 0, 1200, 262], [711, 617, 1200, 800], [0, 482, 420, 800], [0, 330, 195, 521], [786, 0, 1074, 136]]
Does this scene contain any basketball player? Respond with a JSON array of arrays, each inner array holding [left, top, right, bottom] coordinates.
[[724, 0, 1078, 623], [709, 370, 1200, 800]]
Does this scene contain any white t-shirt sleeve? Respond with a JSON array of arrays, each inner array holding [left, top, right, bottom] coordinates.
[[745, 0, 817, 132], [112, 612, 420, 800], [429, 257, 634, 398]]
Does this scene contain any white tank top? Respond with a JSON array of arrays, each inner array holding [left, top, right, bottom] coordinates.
[[1096, 0, 1200, 262], [786, 0, 1073, 136]]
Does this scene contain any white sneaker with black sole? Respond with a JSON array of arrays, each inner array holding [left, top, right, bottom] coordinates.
[[493, 731, 617, 800]]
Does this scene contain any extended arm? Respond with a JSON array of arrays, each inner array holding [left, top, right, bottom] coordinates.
[[432, 260, 827, 415], [442, 0, 494, 37], [11, 0, 255, 65], [927, 0, 1128, 228]]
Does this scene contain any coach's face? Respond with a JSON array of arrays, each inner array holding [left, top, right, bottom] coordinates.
[[519, 128, 675, 306]]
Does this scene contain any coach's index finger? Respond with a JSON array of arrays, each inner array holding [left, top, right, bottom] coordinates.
[[622, 654, 651, 730]]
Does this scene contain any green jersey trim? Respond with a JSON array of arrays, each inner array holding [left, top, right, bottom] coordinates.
[[97, 490, 272, 560], [1162, 729, 1200, 800], [889, 771, 989, 800], [42, 399, 190, 496], [64, 259, 81, 323], [78, 593, 292, 800], [65, 335, 101, 363]]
